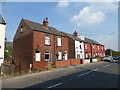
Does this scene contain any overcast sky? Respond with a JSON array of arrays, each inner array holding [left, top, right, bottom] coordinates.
[[1, 1, 118, 51]]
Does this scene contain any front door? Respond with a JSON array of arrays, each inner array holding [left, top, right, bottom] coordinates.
[[35, 51, 41, 61], [58, 52, 62, 60]]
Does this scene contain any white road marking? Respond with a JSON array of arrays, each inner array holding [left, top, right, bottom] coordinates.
[[79, 69, 98, 77], [93, 69, 98, 71], [47, 83, 62, 88], [104, 64, 110, 67]]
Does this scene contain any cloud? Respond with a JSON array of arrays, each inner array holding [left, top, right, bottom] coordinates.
[[92, 34, 118, 51], [70, 2, 117, 27], [57, 0, 69, 8]]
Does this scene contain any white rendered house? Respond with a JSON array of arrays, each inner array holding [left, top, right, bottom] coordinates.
[[0, 15, 6, 66], [75, 40, 85, 59]]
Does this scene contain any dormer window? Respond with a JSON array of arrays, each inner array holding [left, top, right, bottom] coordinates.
[[20, 26, 23, 33]]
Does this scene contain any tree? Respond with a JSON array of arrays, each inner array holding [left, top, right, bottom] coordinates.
[[105, 49, 120, 57]]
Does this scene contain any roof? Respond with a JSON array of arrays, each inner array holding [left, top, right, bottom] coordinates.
[[0, 15, 6, 25], [62, 32, 103, 45], [85, 37, 103, 45], [62, 32, 82, 41], [23, 19, 66, 37]]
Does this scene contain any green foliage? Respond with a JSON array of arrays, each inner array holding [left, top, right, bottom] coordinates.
[[105, 49, 120, 57], [4, 41, 13, 64]]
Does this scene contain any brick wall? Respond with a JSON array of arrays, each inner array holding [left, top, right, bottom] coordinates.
[[13, 19, 33, 73], [97, 58, 101, 61], [33, 61, 52, 70], [69, 58, 80, 65], [55, 59, 84, 68], [55, 60, 70, 68]]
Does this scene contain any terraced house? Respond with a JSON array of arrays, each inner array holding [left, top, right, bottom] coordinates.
[[13, 18, 69, 73], [13, 17, 105, 73]]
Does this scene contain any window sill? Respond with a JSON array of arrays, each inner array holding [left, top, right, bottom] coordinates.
[[45, 44, 51, 46]]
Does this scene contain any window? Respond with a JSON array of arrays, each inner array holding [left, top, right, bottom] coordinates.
[[85, 44, 87, 49], [98, 46, 99, 50], [76, 47, 78, 49], [20, 26, 23, 33], [45, 35, 50, 45], [45, 52, 50, 61], [93, 45, 94, 49], [77, 54, 80, 59], [80, 51, 82, 53], [80, 45, 82, 49], [0, 46, 1, 49], [57, 37, 62, 46]]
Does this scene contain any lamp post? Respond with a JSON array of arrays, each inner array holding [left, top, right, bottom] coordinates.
[[108, 33, 115, 57]]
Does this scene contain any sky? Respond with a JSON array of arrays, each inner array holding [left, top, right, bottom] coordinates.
[[1, 1, 118, 51]]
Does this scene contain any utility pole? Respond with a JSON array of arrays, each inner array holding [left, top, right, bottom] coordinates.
[[108, 33, 114, 57]]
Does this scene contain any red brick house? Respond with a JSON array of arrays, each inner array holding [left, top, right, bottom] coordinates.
[[13, 18, 68, 73], [84, 38, 105, 58]]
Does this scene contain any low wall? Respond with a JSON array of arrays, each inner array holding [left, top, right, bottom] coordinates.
[[1, 64, 15, 76], [70, 58, 80, 65], [97, 58, 101, 61], [92, 58, 97, 62], [55, 60, 70, 68], [33, 61, 52, 70], [84, 59, 90, 64]]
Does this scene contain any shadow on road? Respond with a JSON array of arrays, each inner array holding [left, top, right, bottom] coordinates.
[[18, 62, 120, 89]]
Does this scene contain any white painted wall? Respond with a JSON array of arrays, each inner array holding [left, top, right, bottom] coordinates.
[[92, 58, 97, 62], [84, 59, 90, 64], [58, 52, 62, 60], [75, 40, 84, 59], [65, 51, 67, 60], [0, 24, 6, 66]]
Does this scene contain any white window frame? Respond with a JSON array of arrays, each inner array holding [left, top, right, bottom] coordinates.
[[57, 37, 62, 46], [45, 35, 50, 45], [85, 44, 87, 49]]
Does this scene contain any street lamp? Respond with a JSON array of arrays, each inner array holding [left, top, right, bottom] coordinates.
[[108, 32, 115, 57]]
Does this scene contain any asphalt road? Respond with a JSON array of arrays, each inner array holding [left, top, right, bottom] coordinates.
[[26, 61, 119, 89], [2, 60, 120, 89]]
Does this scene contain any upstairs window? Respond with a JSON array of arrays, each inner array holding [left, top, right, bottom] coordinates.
[[45, 35, 50, 45], [98, 46, 99, 50], [80, 45, 82, 49], [57, 37, 62, 46], [20, 26, 23, 33], [85, 44, 87, 49]]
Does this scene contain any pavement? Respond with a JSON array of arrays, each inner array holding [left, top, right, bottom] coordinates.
[[2, 60, 120, 89]]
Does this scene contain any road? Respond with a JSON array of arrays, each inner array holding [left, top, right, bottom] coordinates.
[[2, 61, 120, 89]]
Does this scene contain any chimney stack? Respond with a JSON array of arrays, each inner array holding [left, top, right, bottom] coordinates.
[[43, 17, 48, 29], [73, 31, 78, 37]]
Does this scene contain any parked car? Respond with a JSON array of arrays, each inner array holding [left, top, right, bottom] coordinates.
[[103, 55, 113, 61], [113, 56, 120, 60]]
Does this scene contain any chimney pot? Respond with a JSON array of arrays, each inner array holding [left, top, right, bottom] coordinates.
[[43, 17, 49, 29], [73, 31, 78, 37]]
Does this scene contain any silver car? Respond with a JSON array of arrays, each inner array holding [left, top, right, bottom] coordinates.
[[103, 55, 113, 61]]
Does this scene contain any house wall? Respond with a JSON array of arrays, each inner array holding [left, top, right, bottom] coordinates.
[[75, 41, 84, 59], [84, 42, 91, 58], [68, 38, 75, 58], [33, 31, 69, 63], [13, 19, 33, 73], [0, 24, 6, 66]]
